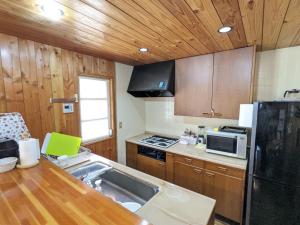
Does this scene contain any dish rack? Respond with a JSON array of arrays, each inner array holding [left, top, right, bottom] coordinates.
[[43, 146, 91, 169]]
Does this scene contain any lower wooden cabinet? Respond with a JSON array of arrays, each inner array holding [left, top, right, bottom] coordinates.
[[126, 142, 137, 169], [126, 143, 246, 224], [174, 161, 203, 193], [171, 154, 245, 224], [136, 154, 166, 180]]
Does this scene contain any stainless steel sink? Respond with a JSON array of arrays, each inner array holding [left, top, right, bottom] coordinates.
[[69, 161, 111, 181], [68, 162, 159, 212]]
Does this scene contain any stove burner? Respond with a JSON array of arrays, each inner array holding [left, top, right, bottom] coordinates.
[[139, 135, 179, 148]]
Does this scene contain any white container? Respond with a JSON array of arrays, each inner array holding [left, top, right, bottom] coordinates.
[[0, 157, 18, 173], [18, 138, 40, 167]]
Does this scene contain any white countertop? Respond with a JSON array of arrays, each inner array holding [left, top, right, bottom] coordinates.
[[81, 154, 216, 225], [126, 133, 248, 170]]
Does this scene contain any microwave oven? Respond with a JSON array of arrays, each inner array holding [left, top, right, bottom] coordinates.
[[206, 130, 247, 159]]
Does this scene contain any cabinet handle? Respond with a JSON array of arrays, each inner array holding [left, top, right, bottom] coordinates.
[[184, 158, 192, 164], [202, 112, 211, 116], [217, 166, 228, 172], [158, 162, 165, 166], [214, 113, 222, 117], [205, 172, 215, 177], [193, 168, 202, 174]]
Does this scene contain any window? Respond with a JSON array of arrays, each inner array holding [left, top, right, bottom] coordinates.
[[79, 76, 112, 143]]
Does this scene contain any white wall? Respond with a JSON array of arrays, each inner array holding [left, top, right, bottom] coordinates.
[[254, 46, 300, 101], [145, 99, 237, 136], [115, 63, 145, 164]]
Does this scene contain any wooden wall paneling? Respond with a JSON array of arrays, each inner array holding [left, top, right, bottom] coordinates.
[[238, 0, 264, 50], [106, 0, 198, 55], [62, 49, 78, 136], [158, 0, 221, 53], [0, 34, 25, 117], [184, 0, 234, 50], [35, 43, 55, 138], [18, 39, 43, 141], [78, 0, 191, 58], [0, 1, 155, 64], [276, 0, 300, 48], [212, 0, 247, 48], [0, 51, 6, 112], [49, 46, 66, 133], [262, 0, 291, 50]]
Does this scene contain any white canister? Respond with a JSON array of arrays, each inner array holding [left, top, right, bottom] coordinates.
[[18, 138, 40, 166]]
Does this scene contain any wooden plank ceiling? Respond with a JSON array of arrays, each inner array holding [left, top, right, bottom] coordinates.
[[0, 0, 298, 65]]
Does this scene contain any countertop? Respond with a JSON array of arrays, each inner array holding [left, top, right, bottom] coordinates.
[[87, 154, 216, 225], [0, 155, 216, 225], [0, 158, 150, 225], [126, 133, 248, 170]]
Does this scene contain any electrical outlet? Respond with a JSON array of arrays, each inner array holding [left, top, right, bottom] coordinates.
[[119, 122, 123, 129]]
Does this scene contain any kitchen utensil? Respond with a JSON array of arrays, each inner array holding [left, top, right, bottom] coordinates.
[[46, 133, 81, 156], [0, 157, 18, 173]]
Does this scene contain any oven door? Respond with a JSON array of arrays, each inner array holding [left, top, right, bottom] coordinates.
[[206, 134, 238, 157]]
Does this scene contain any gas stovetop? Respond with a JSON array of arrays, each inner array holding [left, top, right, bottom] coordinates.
[[139, 135, 179, 148]]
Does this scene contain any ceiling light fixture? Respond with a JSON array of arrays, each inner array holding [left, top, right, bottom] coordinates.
[[139, 47, 148, 53], [41, 1, 64, 21], [218, 26, 232, 33]]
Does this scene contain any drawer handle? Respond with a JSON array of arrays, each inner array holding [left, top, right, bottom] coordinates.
[[214, 113, 222, 117], [205, 172, 215, 177], [193, 169, 202, 174], [217, 166, 228, 172], [184, 158, 192, 164], [202, 112, 211, 116], [158, 162, 165, 166]]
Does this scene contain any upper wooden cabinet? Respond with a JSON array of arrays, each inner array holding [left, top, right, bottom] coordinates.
[[212, 47, 255, 119], [175, 46, 255, 119], [175, 54, 213, 117]]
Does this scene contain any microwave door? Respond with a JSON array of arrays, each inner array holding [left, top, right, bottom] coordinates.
[[207, 135, 238, 155]]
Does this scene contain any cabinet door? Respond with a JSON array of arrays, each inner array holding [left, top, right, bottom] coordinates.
[[212, 46, 254, 119], [166, 153, 174, 182], [174, 161, 203, 193], [204, 170, 244, 223], [126, 142, 137, 169], [175, 54, 213, 117], [136, 154, 166, 180]]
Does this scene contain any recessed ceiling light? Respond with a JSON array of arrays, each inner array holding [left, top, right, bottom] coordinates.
[[41, 1, 64, 21], [218, 26, 232, 33], [139, 47, 148, 53]]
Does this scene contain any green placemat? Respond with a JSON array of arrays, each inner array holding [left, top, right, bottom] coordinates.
[[46, 132, 81, 156]]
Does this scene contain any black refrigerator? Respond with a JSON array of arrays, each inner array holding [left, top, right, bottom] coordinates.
[[246, 101, 300, 225]]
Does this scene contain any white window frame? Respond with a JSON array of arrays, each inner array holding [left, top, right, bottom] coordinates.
[[79, 75, 112, 144]]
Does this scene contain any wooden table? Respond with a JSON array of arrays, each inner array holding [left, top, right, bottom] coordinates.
[[0, 159, 151, 225]]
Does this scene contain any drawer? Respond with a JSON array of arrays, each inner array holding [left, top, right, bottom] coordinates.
[[174, 155, 204, 168], [205, 161, 245, 179]]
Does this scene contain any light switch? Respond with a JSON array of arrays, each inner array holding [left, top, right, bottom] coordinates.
[[63, 103, 74, 113], [119, 122, 123, 129]]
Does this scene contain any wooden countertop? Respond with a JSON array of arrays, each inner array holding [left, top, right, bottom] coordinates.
[[0, 159, 150, 225]]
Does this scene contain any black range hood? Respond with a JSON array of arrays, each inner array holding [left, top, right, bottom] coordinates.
[[127, 60, 175, 97]]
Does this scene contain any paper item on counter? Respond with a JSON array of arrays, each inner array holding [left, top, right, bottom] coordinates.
[[18, 138, 40, 166], [46, 132, 81, 157]]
